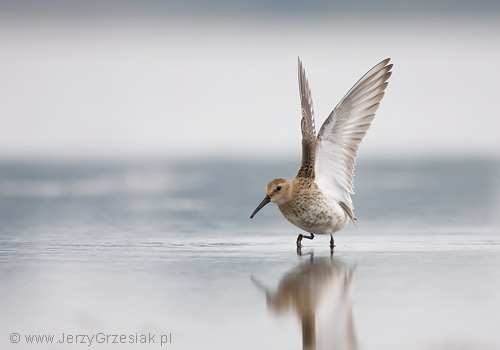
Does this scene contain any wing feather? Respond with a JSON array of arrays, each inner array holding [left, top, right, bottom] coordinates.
[[296, 57, 317, 179], [315, 59, 393, 216]]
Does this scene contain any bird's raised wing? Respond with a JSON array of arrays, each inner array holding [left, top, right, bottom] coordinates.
[[296, 57, 317, 179], [315, 59, 392, 218]]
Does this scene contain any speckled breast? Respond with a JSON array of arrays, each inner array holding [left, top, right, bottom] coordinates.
[[279, 189, 348, 235]]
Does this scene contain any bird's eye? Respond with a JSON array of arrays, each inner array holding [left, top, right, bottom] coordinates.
[[276, 186, 282, 191]]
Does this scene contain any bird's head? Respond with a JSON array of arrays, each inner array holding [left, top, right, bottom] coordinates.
[[250, 178, 293, 219]]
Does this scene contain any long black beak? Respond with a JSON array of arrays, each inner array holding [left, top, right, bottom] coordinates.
[[250, 195, 271, 219]]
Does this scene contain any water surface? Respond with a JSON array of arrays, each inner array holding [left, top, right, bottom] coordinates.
[[0, 158, 499, 349]]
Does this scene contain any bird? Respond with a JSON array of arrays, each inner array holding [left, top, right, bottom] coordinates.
[[250, 57, 392, 250]]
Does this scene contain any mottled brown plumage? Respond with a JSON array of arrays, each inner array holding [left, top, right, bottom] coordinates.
[[250, 57, 393, 249]]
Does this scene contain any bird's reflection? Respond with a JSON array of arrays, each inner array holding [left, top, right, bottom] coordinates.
[[252, 254, 357, 350]]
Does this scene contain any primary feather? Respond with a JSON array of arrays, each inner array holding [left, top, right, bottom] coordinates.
[[315, 58, 393, 216]]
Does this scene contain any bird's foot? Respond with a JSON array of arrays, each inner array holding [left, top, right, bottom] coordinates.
[[329, 236, 335, 254], [296, 233, 314, 249], [296, 246, 302, 255]]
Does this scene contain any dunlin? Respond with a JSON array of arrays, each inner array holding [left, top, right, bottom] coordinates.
[[250, 58, 392, 249]]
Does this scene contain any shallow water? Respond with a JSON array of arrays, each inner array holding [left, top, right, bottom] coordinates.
[[0, 158, 499, 349]]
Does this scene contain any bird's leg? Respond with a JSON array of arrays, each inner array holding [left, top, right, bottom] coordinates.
[[296, 233, 314, 248], [330, 235, 335, 254], [296, 246, 302, 255]]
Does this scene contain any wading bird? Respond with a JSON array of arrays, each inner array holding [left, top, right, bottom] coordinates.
[[250, 58, 392, 250]]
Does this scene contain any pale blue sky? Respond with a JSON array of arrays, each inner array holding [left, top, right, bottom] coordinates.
[[0, 5, 499, 159]]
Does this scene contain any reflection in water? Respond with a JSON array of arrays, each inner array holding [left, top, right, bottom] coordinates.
[[253, 255, 357, 350]]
